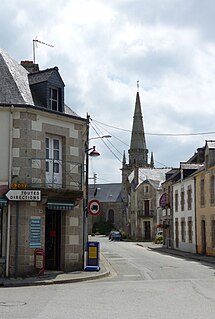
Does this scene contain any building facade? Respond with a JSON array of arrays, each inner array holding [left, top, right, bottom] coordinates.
[[195, 141, 215, 257], [0, 49, 87, 276]]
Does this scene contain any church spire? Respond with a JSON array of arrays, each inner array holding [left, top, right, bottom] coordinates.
[[128, 86, 148, 167], [122, 150, 126, 165]]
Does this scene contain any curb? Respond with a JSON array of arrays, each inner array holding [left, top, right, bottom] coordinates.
[[1, 255, 111, 288], [147, 246, 215, 265]]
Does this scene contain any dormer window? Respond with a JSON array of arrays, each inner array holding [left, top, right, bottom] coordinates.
[[49, 87, 58, 111]]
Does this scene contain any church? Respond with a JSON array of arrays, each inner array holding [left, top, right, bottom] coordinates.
[[91, 87, 170, 240]]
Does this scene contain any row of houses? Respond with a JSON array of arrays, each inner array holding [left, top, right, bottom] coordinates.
[[161, 141, 215, 257], [90, 89, 215, 260]]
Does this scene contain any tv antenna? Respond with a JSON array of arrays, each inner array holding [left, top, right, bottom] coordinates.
[[33, 37, 54, 64]]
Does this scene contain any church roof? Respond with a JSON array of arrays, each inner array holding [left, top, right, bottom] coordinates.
[[88, 183, 122, 203], [128, 168, 171, 189], [129, 91, 147, 152]]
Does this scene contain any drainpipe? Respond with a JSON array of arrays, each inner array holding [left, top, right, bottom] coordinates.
[[6, 105, 14, 277]]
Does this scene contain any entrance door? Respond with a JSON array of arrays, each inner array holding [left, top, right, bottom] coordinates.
[[201, 220, 206, 255], [45, 210, 61, 270], [144, 221, 151, 240]]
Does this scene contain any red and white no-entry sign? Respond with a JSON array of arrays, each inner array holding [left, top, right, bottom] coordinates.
[[88, 199, 101, 216]]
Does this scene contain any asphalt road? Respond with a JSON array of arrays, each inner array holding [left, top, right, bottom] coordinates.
[[0, 236, 215, 319]]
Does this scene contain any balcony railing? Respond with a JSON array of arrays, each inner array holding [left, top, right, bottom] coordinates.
[[137, 210, 154, 218], [12, 158, 83, 191]]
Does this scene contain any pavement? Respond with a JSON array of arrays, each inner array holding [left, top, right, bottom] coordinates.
[[0, 254, 111, 288], [139, 242, 215, 265], [1, 243, 215, 287]]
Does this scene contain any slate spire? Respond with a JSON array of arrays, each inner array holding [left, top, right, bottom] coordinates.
[[128, 90, 148, 167]]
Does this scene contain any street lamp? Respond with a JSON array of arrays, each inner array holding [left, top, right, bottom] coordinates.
[[83, 114, 111, 269]]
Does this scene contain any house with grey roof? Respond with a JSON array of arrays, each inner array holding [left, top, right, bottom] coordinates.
[[0, 49, 87, 277], [88, 183, 124, 232], [128, 167, 170, 241]]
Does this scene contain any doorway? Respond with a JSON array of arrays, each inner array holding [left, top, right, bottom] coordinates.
[[144, 221, 151, 240], [45, 210, 61, 270], [201, 220, 206, 255]]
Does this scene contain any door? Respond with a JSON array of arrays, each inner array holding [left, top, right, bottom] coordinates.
[[175, 220, 179, 248], [144, 221, 151, 240], [201, 220, 206, 255], [45, 210, 61, 270], [46, 136, 62, 188]]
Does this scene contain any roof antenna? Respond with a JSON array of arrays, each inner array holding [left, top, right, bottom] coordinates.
[[137, 80, 139, 92], [33, 37, 54, 64]]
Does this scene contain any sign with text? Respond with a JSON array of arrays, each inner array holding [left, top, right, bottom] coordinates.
[[5, 189, 41, 201]]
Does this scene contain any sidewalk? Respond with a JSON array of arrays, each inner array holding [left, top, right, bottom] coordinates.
[[0, 254, 110, 288], [139, 242, 215, 265]]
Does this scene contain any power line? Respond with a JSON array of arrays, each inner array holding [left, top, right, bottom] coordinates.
[[93, 119, 215, 137], [90, 120, 122, 163]]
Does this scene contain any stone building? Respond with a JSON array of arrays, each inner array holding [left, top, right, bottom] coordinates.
[[195, 140, 215, 257], [88, 183, 124, 233], [0, 49, 86, 276]]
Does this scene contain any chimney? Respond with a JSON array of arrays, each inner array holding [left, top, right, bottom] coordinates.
[[20, 60, 39, 73]]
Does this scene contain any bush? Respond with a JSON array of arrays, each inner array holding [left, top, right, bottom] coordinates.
[[92, 220, 114, 235]]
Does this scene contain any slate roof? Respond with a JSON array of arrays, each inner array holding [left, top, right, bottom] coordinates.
[[0, 48, 81, 118], [28, 67, 65, 87], [129, 168, 171, 189], [0, 49, 34, 105], [88, 183, 122, 203]]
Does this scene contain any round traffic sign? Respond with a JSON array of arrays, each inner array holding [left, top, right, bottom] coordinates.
[[88, 199, 101, 216]]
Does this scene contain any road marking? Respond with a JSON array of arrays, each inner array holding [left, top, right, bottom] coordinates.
[[123, 274, 141, 277]]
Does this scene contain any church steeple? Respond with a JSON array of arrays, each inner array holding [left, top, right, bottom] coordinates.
[[128, 87, 148, 167]]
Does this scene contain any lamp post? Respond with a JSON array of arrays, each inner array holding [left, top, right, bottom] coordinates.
[[83, 114, 111, 268]]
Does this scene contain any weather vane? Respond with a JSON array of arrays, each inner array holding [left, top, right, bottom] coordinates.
[[137, 80, 139, 92]]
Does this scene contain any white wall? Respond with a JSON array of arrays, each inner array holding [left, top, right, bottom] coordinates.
[[173, 177, 196, 253]]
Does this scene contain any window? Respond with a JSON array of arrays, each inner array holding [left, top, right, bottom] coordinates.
[[187, 186, 192, 210], [200, 179, 205, 206], [175, 191, 178, 212], [108, 210, 114, 224], [181, 220, 185, 242], [210, 175, 215, 205], [144, 200, 150, 216], [46, 135, 62, 187], [212, 220, 215, 248], [49, 87, 58, 111], [181, 189, 184, 211], [144, 185, 149, 193], [188, 220, 192, 243]]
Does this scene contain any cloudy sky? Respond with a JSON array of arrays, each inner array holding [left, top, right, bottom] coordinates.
[[1, 0, 215, 183]]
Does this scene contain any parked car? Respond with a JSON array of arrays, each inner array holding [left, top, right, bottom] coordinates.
[[109, 230, 122, 241], [155, 230, 163, 244]]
